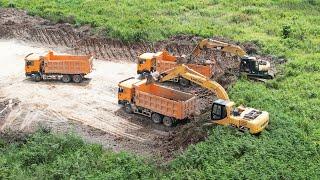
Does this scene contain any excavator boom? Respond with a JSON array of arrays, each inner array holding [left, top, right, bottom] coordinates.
[[158, 64, 229, 100], [189, 39, 247, 62]]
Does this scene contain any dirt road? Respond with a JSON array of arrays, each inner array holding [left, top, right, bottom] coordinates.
[[0, 39, 174, 157]]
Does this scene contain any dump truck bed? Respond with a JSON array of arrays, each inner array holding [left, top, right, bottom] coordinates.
[[134, 82, 196, 120], [156, 60, 213, 78], [43, 51, 93, 74]]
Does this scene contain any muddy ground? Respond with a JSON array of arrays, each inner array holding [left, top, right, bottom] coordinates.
[[0, 8, 278, 161]]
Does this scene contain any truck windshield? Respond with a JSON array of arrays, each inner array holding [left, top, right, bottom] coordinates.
[[26, 61, 33, 66], [118, 87, 124, 93], [138, 58, 146, 64]]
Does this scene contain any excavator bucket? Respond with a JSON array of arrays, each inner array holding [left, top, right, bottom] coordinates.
[[145, 73, 156, 84]]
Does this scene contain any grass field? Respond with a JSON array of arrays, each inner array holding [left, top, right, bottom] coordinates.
[[1, 0, 320, 179]]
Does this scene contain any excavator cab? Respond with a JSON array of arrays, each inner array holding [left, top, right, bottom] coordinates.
[[240, 56, 273, 79], [211, 101, 228, 120]]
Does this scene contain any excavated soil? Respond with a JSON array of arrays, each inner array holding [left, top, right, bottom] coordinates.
[[0, 8, 279, 161]]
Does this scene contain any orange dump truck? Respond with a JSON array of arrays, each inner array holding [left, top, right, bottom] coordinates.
[[118, 77, 196, 126], [137, 51, 212, 86], [25, 51, 93, 83]]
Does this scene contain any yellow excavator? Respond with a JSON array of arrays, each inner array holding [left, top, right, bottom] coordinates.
[[187, 39, 274, 80], [152, 64, 269, 134]]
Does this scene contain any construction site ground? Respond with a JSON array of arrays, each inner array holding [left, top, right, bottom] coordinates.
[[0, 8, 277, 160]]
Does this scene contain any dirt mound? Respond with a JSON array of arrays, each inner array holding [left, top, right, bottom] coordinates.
[[154, 113, 214, 160]]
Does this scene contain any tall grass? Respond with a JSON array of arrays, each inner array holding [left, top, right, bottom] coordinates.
[[0, 130, 157, 179], [0, 0, 319, 179]]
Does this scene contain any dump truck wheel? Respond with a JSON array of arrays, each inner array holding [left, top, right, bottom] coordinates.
[[34, 74, 41, 82], [163, 116, 174, 127], [179, 78, 190, 87], [61, 75, 71, 83], [124, 104, 133, 114], [151, 113, 162, 124], [72, 75, 82, 83]]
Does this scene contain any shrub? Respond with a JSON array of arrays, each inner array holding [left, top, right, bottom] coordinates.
[[282, 25, 291, 39]]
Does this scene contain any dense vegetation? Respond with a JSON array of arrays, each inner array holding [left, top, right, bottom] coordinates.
[[0, 131, 157, 179], [1, 0, 320, 179]]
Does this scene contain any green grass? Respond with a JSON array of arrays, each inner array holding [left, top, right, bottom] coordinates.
[[0, 0, 320, 179], [0, 130, 157, 179]]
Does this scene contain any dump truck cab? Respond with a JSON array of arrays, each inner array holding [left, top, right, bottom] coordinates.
[[25, 53, 42, 76], [137, 53, 157, 74], [211, 99, 269, 134], [118, 77, 141, 105], [137, 51, 177, 74]]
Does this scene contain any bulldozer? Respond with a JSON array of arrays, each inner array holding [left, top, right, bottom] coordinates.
[[186, 39, 275, 80], [152, 64, 269, 134]]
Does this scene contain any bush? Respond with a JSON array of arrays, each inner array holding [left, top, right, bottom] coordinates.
[[282, 25, 291, 39], [0, 131, 157, 179]]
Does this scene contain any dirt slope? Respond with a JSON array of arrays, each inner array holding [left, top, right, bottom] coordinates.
[[0, 8, 242, 78]]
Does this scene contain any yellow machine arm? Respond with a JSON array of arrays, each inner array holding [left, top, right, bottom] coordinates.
[[158, 64, 229, 100], [189, 39, 247, 62]]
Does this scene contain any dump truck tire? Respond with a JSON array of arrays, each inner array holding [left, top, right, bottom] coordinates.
[[34, 74, 41, 82], [179, 78, 190, 87], [163, 116, 174, 127], [151, 113, 162, 124], [72, 75, 82, 83], [124, 104, 133, 114], [61, 75, 71, 83]]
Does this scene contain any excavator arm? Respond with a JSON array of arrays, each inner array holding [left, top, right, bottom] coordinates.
[[158, 64, 229, 100], [188, 39, 247, 63]]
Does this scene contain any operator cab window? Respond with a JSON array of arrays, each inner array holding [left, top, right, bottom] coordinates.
[[211, 104, 227, 120]]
